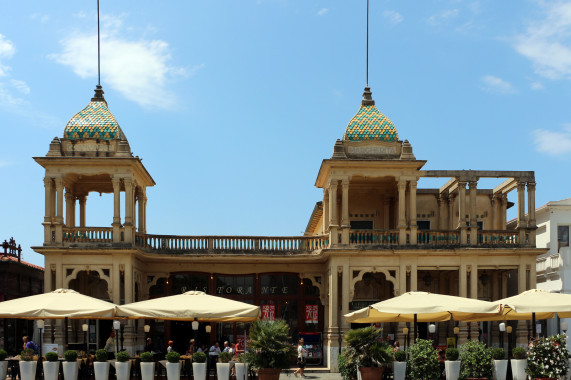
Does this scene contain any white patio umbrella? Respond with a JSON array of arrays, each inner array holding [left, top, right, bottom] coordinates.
[[0, 288, 116, 319], [345, 291, 502, 339], [116, 291, 260, 321]]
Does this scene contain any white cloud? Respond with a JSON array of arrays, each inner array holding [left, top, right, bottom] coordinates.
[[0, 34, 15, 77], [514, 2, 571, 80], [11, 79, 30, 94], [533, 125, 571, 156], [427, 9, 459, 26], [0, 160, 13, 168], [480, 75, 515, 94], [317, 8, 328, 16], [382, 10, 403, 26], [530, 81, 544, 90], [50, 14, 189, 109], [30, 13, 50, 23]]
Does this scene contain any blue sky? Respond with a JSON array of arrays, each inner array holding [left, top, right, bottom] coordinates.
[[2, 1, 571, 267]]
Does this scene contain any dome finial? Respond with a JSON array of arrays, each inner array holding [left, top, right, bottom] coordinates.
[[361, 86, 375, 106], [91, 84, 106, 103]]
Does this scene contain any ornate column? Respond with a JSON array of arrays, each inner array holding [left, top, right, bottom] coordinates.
[[457, 182, 468, 244], [328, 180, 339, 246], [437, 195, 446, 230], [469, 181, 478, 245], [341, 179, 350, 244], [137, 191, 145, 233], [516, 181, 527, 244], [326, 265, 341, 370], [470, 265, 478, 299], [78, 196, 86, 227], [322, 188, 329, 233], [124, 179, 134, 243], [54, 177, 64, 243], [447, 194, 455, 231], [409, 180, 418, 244], [112, 177, 122, 243], [410, 263, 418, 291], [500, 194, 508, 229], [489, 195, 496, 230], [397, 180, 407, 245], [43, 177, 54, 243], [527, 181, 537, 246]]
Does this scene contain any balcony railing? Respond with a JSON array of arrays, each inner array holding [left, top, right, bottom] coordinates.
[[477, 230, 519, 245], [63, 227, 113, 243], [417, 230, 460, 245], [134, 234, 329, 254], [349, 230, 399, 245]]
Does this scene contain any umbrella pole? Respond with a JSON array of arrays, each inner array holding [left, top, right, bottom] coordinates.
[[532, 312, 536, 339], [413, 314, 417, 343], [65, 317, 69, 351]]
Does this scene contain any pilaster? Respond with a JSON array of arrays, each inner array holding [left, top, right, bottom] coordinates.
[[397, 180, 407, 245], [409, 181, 418, 244], [341, 179, 350, 244], [112, 177, 122, 243], [469, 181, 478, 245], [54, 177, 64, 243], [328, 180, 339, 246]]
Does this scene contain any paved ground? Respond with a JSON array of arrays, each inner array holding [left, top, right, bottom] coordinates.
[[279, 368, 342, 380]]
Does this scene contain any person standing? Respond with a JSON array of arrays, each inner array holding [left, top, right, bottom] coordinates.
[[144, 338, 153, 353], [104, 331, 116, 360], [293, 338, 306, 378], [187, 339, 195, 355], [167, 340, 174, 353]]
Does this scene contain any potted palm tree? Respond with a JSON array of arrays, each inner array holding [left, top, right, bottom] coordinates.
[[217, 351, 232, 380], [165, 351, 181, 380], [115, 351, 130, 380], [344, 326, 392, 380], [491, 347, 507, 380], [0, 349, 8, 380], [406, 339, 440, 380], [459, 340, 492, 380], [94, 349, 110, 380], [246, 319, 296, 380], [19, 348, 37, 380], [192, 351, 207, 380], [444, 347, 460, 380], [43, 351, 60, 380], [234, 354, 248, 380], [140, 352, 155, 380], [337, 348, 357, 380], [63, 350, 79, 380], [511, 347, 527, 380], [393, 350, 407, 380]]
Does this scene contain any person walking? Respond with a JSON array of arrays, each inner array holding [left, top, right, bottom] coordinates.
[[293, 338, 306, 378], [104, 331, 116, 360]]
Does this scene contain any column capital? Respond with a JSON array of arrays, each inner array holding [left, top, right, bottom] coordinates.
[[111, 177, 121, 187], [43, 177, 53, 186], [341, 178, 350, 188], [517, 181, 526, 190], [397, 180, 407, 190], [458, 181, 467, 189], [327, 179, 339, 189], [54, 177, 64, 188], [527, 181, 536, 190], [468, 181, 478, 190]]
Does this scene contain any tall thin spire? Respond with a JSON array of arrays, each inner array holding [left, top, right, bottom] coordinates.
[[97, 0, 101, 86], [366, 0, 369, 87]]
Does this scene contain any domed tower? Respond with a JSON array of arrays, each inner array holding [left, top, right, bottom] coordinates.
[[312, 86, 425, 245], [34, 85, 155, 246]]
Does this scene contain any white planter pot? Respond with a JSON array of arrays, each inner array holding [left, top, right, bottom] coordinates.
[[94, 361, 110, 380], [115, 361, 130, 380], [216, 362, 231, 380], [140, 362, 155, 380], [192, 362, 207, 380], [234, 363, 248, 380], [510, 359, 527, 380], [0, 361, 8, 380], [43, 361, 60, 380], [445, 360, 461, 380], [493, 359, 508, 380], [62, 361, 79, 380], [393, 361, 407, 380], [19, 361, 37, 380], [166, 362, 180, 380]]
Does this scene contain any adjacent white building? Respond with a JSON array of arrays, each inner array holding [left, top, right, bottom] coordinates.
[[535, 198, 571, 346]]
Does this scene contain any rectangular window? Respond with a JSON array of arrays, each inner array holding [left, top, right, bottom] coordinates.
[[558, 225, 569, 251], [350, 220, 373, 230], [417, 221, 430, 230]]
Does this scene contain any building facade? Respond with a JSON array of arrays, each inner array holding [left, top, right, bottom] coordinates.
[[33, 85, 544, 369]]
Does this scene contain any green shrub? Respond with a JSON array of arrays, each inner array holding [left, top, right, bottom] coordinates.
[[20, 349, 35, 361], [0, 349, 7, 361], [406, 339, 440, 380], [236, 354, 245, 363], [245, 319, 296, 370], [192, 351, 207, 363], [527, 334, 569, 379], [344, 326, 392, 368], [166, 351, 180, 363], [95, 349, 108, 362], [45, 352, 59, 362], [512, 346, 526, 359], [140, 352, 154, 362], [491, 347, 505, 360], [394, 350, 407, 362], [337, 348, 357, 380], [116, 351, 129, 362], [445, 348, 459, 361], [218, 351, 232, 363], [64, 350, 78, 362], [459, 340, 492, 380]]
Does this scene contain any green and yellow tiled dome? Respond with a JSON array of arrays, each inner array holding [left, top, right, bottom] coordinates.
[[343, 87, 398, 142], [64, 86, 125, 140]]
